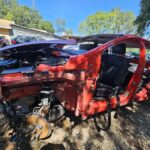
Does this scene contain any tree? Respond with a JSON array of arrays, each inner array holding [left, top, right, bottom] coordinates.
[[38, 20, 54, 33], [0, 0, 54, 33], [64, 29, 73, 36], [134, 0, 150, 36], [55, 18, 73, 35], [79, 8, 136, 35], [55, 18, 66, 34]]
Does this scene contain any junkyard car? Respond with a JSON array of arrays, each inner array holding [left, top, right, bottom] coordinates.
[[11, 35, 46, 44], [0, 34, 150, 140], [0, 36, 10, 47]]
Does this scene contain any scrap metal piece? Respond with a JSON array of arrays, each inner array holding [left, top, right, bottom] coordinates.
[[26, 114, 51, 140]]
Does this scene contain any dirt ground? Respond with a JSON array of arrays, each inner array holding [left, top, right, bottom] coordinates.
[[0, 100, 150, 150]]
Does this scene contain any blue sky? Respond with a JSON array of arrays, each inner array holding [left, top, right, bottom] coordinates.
[[18, 0, 141, 34]]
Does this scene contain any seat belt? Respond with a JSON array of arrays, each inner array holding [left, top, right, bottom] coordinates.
[[114, 86, 120, 119]]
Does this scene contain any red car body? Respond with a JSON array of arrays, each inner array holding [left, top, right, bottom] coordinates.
[[0, 34, 150, 120]]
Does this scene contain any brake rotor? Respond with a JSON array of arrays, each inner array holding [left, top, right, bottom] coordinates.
[[26, 114, 51, 140]]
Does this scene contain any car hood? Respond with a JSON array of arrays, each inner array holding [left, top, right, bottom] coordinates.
[[0, 40, 76, 53]]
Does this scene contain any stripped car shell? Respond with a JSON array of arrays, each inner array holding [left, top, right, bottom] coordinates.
[[0, 35, 150, 139]]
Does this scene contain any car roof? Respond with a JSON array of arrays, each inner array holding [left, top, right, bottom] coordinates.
[[79, 34, 122, 43], [79, 34, 150, 49]]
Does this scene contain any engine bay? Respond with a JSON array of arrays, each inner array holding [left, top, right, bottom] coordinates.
[[0, 44, 72, 75]]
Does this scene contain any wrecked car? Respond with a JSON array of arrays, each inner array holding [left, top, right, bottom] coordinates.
[[0, 34, 150, 140], [0, 36, 10, 48]]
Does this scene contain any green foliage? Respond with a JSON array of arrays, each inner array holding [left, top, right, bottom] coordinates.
[[79, 8, 136, 35], [38, 20, 54, 33], [0, 0, 54, 33], [134, 0, 150, 36], [55, 18, 66, 33], [65, 28, 73, 36], [55, 18, 73, 35]]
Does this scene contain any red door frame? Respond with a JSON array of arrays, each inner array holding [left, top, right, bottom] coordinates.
[[73, 36, 146, 119]]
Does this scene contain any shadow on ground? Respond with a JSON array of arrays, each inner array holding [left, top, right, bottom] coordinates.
[[0, 100, 150, 150]]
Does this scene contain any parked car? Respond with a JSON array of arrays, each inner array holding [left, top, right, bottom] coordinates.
[[11, 35, 46, 44], [0, 35, 150, 140], [0, 36, 10, 47]]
